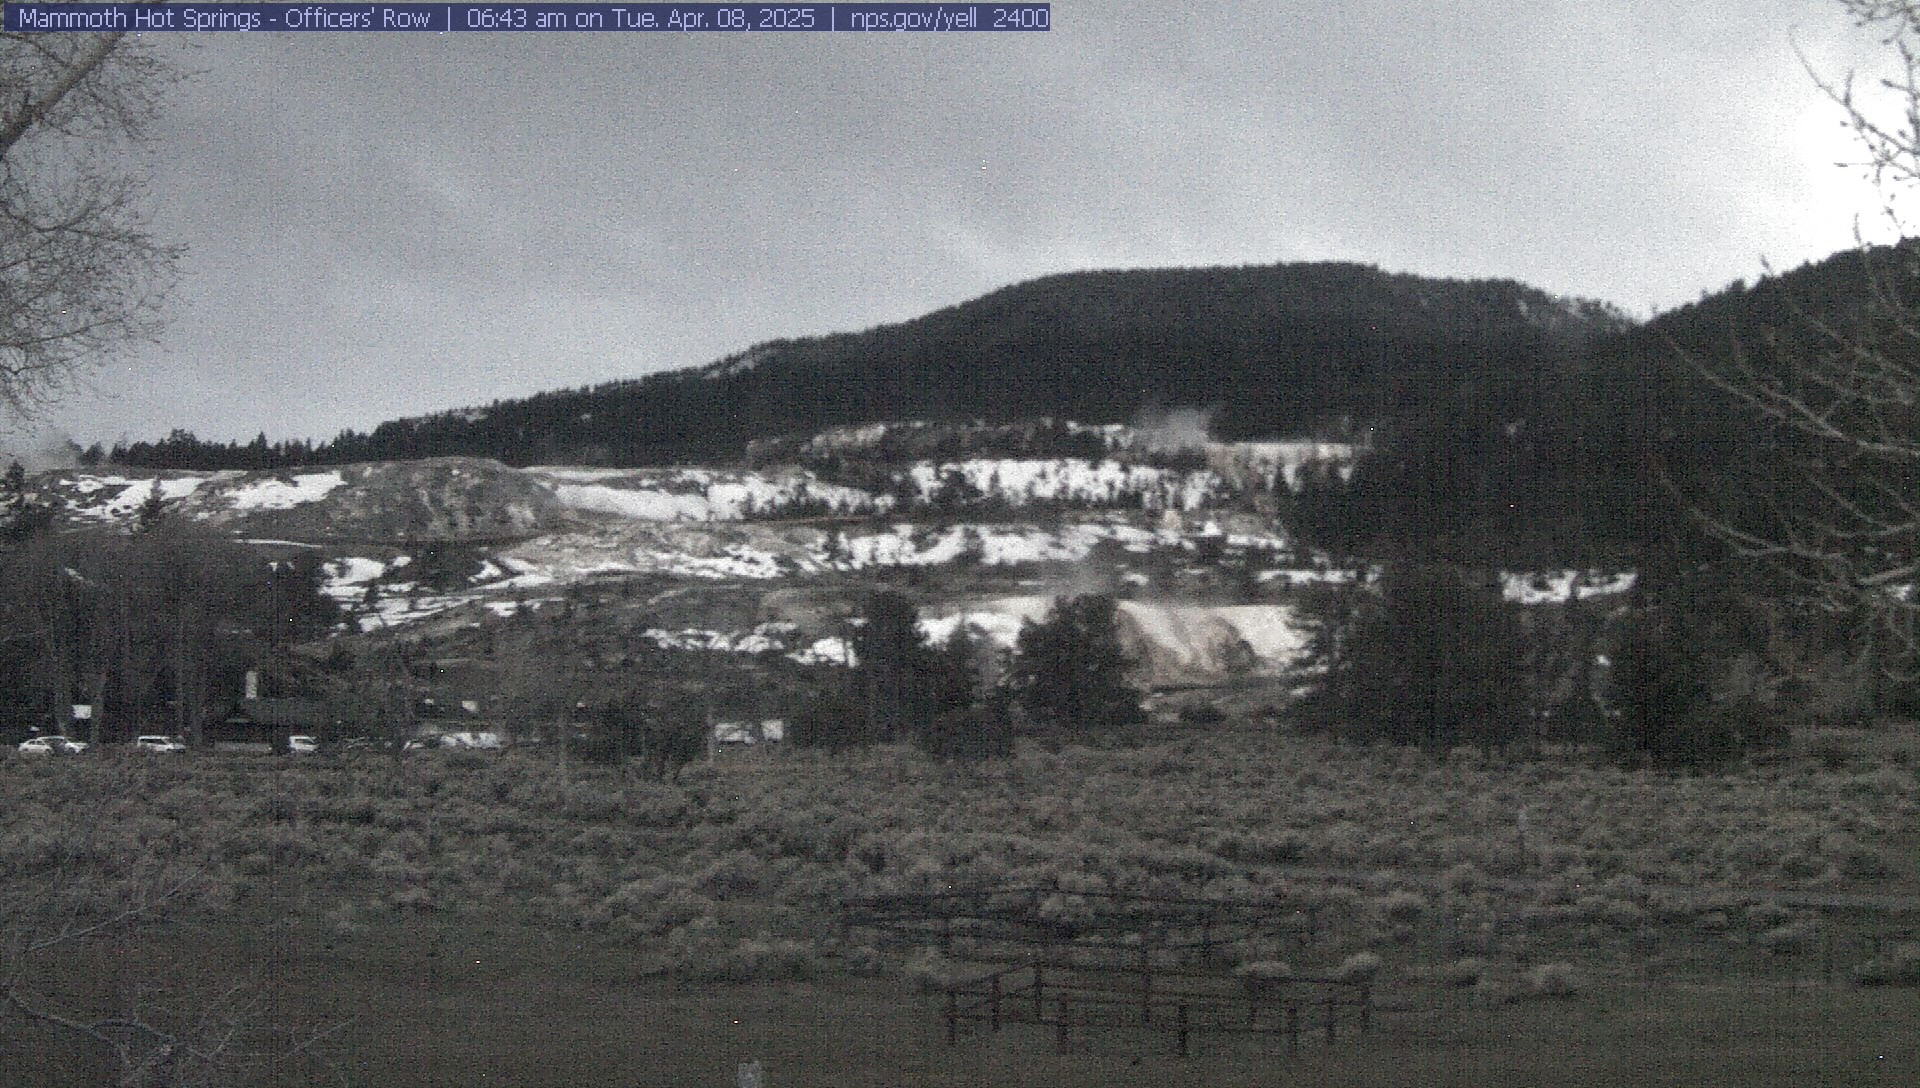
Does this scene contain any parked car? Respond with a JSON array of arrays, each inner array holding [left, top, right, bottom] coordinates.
[[287, 735, 319, 755], [18, 736, 88, 756], [133, 735, 188, 753]]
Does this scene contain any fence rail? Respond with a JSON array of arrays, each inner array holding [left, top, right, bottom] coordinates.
[[937, 960, 1370, 1058], [843, 883, 1321, 964]]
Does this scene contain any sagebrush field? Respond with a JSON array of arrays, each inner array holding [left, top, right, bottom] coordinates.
[[3, 726, 1915, 1084]]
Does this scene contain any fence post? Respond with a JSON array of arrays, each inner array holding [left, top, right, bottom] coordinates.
[[1359, 982, 1371, 1034], [1286, 1002, 1299, 1057], [1177, 1002, 1190, 1059], [946, 989, 958, 1046], [991, 973, 1002, 1032], [1056, 994, 1071, 1052], [1033, 963, 1045, 1021], [1325, 988, 1337, 1042]]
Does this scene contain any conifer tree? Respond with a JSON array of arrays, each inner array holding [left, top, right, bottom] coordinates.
[[1008, 594, 1143, 739]]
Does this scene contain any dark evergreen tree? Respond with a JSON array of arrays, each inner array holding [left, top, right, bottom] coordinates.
[[1606, 605, 1713, 767], [579, 696, 703, 775], [410, 541, 484, 594], [850, 590, 936, 742], [789, 685, 868, 752], [1301, 561, 1530, 752], [134, 486, 168, 531], [1007, 594, 1143, 739], [915, 624, 1015, 760]]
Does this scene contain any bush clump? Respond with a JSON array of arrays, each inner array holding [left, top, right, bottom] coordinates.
[[1236, 959, 1293, 995], [1333, 951, 1383, 982], [1526, 961, 1580, 997], [904, 946, 964, 992], [1849, 942, 1920, 986], [917, 702, 1016, 761], [1438, 957, 1489, 987]]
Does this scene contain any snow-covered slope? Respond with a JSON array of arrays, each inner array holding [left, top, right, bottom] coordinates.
[[37, 458, 561, 541], [919, 596, 1316, 685], [530, 466, 888, 521]]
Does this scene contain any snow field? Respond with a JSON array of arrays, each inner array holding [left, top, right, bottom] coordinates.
[[224, 471, 347, 511], [62, 475, 209, 521]]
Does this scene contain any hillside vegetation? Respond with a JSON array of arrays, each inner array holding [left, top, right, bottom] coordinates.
[[104, 261, 1626, 469]]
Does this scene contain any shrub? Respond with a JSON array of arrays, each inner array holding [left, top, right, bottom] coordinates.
[[1440, 862, 1485, 895], [1210, 830, 1306, 865], [917, 702, 1016, 761], [1178, 702, 1227, 725], [1849, 942, 1920, 986], [1438, 957, 1488, 987], [1756, 922, 1818, 955], [1472, 975, 1514, 1007], [1235, 959, 1293, 995], [1526, 961, 1580, 997], [1376, 890, 1429, 923], [841, 943, 892, 976], [1334, 951, 1382, 982], [695, 934, 823, 982], [904, 946, 963, 991]]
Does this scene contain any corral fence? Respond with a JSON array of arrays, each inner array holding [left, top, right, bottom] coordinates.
[[937, 959, 1369, 1057], [843, 883, 1371, 1058], [842, 883, 1322, 968]]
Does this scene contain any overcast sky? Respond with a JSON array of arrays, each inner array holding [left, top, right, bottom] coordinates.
[[6, 1, 1908, 457]]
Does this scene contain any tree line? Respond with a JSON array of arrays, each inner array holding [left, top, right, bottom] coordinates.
[[0, 513, 341, 744], [788, 590, 1143, 760]]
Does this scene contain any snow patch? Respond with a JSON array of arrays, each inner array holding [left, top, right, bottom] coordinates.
[[63, 475, 209, 521], [1501, 571, 1638, 604], [225, 472, 346, 511]]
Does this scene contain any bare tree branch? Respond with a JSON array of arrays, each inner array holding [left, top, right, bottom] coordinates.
[[1659, 4, 1920, 683], [0, 25, 183, 419]]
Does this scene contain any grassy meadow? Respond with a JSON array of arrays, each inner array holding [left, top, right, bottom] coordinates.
[[2, 725, 1916, 1084]]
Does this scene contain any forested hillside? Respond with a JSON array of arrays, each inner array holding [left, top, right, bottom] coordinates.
[[1279, 244, 1920, 563], [95, 246, 1914, 567], [106, 262, 1627, 469]]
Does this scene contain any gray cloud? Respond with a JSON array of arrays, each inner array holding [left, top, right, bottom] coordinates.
[[25, 0, 1900, 450]]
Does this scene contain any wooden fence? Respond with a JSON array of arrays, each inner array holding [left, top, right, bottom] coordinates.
[[937, 960, 1371, 1058], [844, 884, 1321, 967]]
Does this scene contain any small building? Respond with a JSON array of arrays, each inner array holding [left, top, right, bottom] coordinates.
[[206, 699, 335, 753], [712, 719, 785, 746]]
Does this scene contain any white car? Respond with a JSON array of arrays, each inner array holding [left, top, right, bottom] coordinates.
[[134, 735, 188, 753], [18, 736, 88, 756], [287, 735, 319, 754]]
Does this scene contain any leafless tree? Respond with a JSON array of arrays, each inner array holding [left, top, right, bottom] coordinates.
[[2, 867, 347, 1087], [0, 26, 183, 417], [1675, 0, 1920, 684], [1, 524, 267, 742]]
